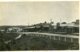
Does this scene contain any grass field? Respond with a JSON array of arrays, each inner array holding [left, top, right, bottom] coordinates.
[[0, 33, 79, 50]]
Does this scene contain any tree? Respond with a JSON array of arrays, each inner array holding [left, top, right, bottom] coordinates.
[[0, 31, 6, 50], [56, 22, 60, 32], [61, 22, 67, 24]]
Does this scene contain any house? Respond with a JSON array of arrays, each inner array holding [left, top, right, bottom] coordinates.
[[59, 21, 79, 33], [7, 27, 22, 32]]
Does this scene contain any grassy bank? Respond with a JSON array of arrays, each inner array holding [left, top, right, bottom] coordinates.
[[0, 33, 79, 50]]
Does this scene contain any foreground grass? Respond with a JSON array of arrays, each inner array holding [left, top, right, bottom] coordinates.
[[0, 33, 79, 50]]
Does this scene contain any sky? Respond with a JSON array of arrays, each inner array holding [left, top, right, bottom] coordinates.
[[0, 1, 79, 25]]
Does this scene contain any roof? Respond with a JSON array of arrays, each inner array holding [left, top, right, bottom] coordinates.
[[60, 23, 79, 27]]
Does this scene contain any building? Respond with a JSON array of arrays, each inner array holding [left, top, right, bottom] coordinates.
[[7, 27, 22, 32], [59, 20, 79, 34]]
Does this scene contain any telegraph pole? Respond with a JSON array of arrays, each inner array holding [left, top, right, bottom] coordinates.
[[28, 17, 30, 26]]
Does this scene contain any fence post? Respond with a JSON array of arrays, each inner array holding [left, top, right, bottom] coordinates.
[[71, 38, 73, 42], [64, 37, 66, 42], [59, 36, 60, 40], [53, 36, 56, 40]]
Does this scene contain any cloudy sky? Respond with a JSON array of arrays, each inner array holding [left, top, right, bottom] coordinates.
[[0, 1, 79, 25]]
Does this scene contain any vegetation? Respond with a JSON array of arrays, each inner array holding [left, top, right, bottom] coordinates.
[[0, 32, 79, 50]]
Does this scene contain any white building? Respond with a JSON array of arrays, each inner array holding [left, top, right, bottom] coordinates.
[[7, 27, 22, 32]]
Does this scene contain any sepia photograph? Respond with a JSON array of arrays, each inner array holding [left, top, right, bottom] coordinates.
[[0, 1, 79, 50]]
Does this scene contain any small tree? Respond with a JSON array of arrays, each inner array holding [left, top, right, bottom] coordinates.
[[62, 22, 67, 24]]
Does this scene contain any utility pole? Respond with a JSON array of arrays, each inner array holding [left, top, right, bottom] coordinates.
[[60, 17, 61, 23], [50, 18, 53, 32], [28, 17, 30, 26], [50, 18, 52, 22]]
